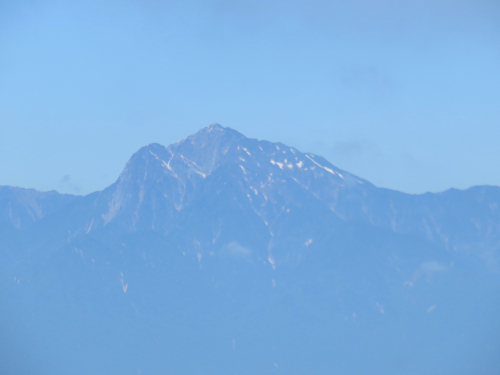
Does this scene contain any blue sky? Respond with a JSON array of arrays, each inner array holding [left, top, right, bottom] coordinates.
[[1, 0, 499, 195]]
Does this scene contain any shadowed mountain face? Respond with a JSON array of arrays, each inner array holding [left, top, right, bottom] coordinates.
[[1, 124, 500, 375]]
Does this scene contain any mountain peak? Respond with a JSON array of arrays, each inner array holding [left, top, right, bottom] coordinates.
[[143, 142, 165, 150], [207, 123, 224, 131], [183, 123, 244, 143], [99, 124, 373, 229]]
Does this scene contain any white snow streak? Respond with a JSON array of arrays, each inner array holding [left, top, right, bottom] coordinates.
[[119, 272, 128, 293], [268, 256, 276, 270], [305, 155, 343, 178]]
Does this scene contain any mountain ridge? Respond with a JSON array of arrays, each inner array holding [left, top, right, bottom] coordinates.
[[1, 124, 500, 375], [2, 124, 499, 272]]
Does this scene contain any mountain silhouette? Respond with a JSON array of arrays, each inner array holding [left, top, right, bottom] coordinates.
[[1, 124, 499, 375]]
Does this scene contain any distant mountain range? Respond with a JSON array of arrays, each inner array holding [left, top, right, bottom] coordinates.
[[1, 124, 499, 375]]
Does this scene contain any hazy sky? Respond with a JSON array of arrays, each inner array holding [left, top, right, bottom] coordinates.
[[1, 0, 499, 195]]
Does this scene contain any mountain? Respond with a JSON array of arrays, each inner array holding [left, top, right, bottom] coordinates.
[[1, 124, 499, 375], [0, 186, 79, 232]]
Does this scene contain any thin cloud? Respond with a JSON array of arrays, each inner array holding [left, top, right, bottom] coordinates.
[[59, 174, 81, 193], [60, 174, 71, 184], [330, 141, 364, 157], [339, 66, 395, 99], [330, 139, 384, 159]]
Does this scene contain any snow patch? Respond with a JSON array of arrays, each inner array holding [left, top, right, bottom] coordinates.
[[86, 218, 94, 233], [119, 272, 128, 293], [162, 160, 173, 171], [323, 166, 336, 175], [268, 255, 276, 270], [149, 150, 160, 160], [305, 155, 343, 178]]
